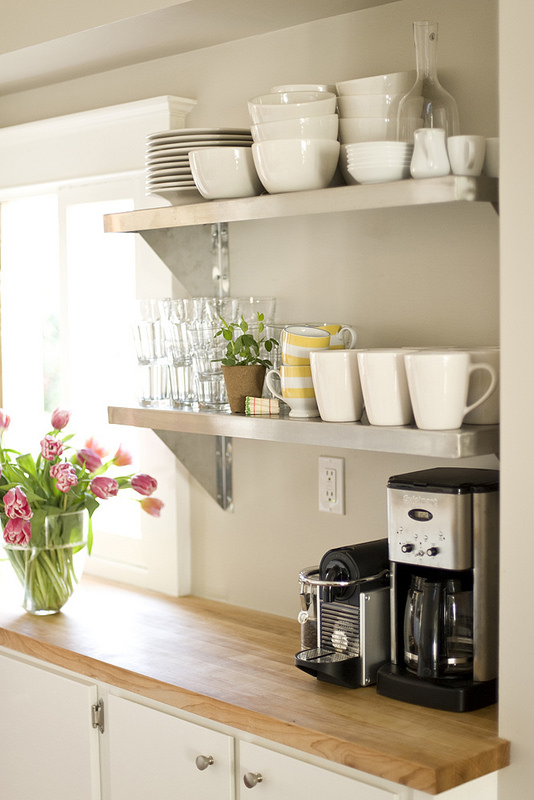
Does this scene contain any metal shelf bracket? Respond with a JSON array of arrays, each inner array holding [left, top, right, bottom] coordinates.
[[139, 222, 230, 297], [154, 428, 234, 511], [211, 222, 230, 295]]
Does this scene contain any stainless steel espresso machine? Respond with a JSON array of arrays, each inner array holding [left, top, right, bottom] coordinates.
[[295, 539, 390, 688], [376, 467, 499, 712]]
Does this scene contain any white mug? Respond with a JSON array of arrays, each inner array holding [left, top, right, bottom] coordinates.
[[410, 128, 450, 179], [463, 346, 500, 424], [356, 349, 416, 426], [447, 135, 486, 177], [309, 350, 364, 422], [266, 364, 319, 418], [404, 350, 497, 430]]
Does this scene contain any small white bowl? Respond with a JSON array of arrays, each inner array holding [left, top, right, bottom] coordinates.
[[347, 156, 413, 166], [248, 91, 337, 124], [346, 142, 413, 160], [337, 94, 423, 118], [251, 139, 340, 194], [339, 144, 358, 185], [347, 161, 411, 184], [340, 116, 423, 144], [339, 117, 394, 143], [188, 147, 263, 199], [250, 114, 339, 142], [336, 71, 416, 96], [346, 141, 414, 156], [270, 84, 336, 94]]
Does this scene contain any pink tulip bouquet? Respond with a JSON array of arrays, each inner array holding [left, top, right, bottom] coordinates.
[[0, 408, 163, 612]]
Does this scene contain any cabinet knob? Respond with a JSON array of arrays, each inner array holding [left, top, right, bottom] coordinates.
[[243, 772, 263, 789], [195, 754, 214, 771]]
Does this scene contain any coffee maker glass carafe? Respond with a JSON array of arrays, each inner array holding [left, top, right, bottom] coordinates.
[[403, 573, 473, 679]]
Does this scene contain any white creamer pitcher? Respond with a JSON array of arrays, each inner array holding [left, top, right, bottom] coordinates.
[[410, 127, 450, 178]]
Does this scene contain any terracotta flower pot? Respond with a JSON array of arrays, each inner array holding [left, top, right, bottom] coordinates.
[[222, 364, 266, 413]]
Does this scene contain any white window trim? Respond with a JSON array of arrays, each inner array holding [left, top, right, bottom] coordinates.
[[0, 95, 196, 193], [0, 96, 196, 596]]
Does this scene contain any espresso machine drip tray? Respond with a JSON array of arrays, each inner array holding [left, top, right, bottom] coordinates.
[[296, 648, 363, 689]]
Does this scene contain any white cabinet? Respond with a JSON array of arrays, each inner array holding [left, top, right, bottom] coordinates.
[[0, 649, 501, 800], [106, 694, 234, 800], [238, 741, 400, 800], [0, 652, 101, 800]]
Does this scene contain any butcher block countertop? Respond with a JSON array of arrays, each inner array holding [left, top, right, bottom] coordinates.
[[0, 573, 510, 795]]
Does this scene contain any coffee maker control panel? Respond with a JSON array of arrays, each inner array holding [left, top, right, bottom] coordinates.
[[387, 487, 473, 570]]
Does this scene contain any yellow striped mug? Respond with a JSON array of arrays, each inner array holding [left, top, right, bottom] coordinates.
[[280, 325, 330, 366], [307, 322, 358, 350], [265, 364, 319, 418]]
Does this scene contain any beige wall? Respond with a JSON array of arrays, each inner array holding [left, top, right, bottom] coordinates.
[[1, 0, 500, 625], [2, 0, 176, 53], [1, 0, 500, 615], [498, 1, 534, 797], [9, 0, 534, 796]]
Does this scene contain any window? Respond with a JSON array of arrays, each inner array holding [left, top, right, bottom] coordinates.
[[0, 99, 193, 595]]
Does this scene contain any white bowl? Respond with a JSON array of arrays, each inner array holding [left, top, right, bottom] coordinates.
[[336, 71, 416, 96], [340, 116, 423, 144], [248, 91, 337, 124], [339, 117, 394, 143], [188, 147, 263, 199], [339, 144, 358, 185], [337, 94, 423, 118], [346, 140, 413, 151], [347, 156, 413, 167], [347, 161, 411, 184], [346, 141, 414, 156], [270, 84, 336, 94], [251, 139, 340, 194], [250, 114, 339, 142], [346, 142, 413, 162]]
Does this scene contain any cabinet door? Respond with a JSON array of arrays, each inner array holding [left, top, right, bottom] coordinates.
[[238, 741, 400, 800], [107, 694, 234, 800], [0, 653, 101, 800]]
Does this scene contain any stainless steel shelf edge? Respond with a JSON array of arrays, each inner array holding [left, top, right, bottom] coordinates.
[[108, 405, 499, 459], [104, 177, 499, 233]]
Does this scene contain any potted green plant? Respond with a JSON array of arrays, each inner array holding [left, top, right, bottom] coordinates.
[[215, 313, 279, 413]]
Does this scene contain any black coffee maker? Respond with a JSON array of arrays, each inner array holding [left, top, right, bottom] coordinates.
[[376, 467, 499, 712]]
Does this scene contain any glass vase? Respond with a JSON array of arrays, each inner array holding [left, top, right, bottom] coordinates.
[[397, 20, 460, 143], [4, 509, 89, 615]]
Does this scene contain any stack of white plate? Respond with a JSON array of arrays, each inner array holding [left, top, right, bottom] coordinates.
[[146, 127, 253, 203], [345, 141, 414, 184]]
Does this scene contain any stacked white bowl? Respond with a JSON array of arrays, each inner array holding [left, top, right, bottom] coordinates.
[[345, 141, 414, 184], [335, 71, 422, 185], [248, 87, 340, 193]]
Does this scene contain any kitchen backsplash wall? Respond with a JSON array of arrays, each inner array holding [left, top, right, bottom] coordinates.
[[1, 0, 498, 619]]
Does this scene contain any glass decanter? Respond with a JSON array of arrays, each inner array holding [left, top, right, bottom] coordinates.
[[397, 20, 460, 142]]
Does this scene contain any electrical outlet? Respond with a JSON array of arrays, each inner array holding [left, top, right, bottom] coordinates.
[[318, 456, 345, 515]]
